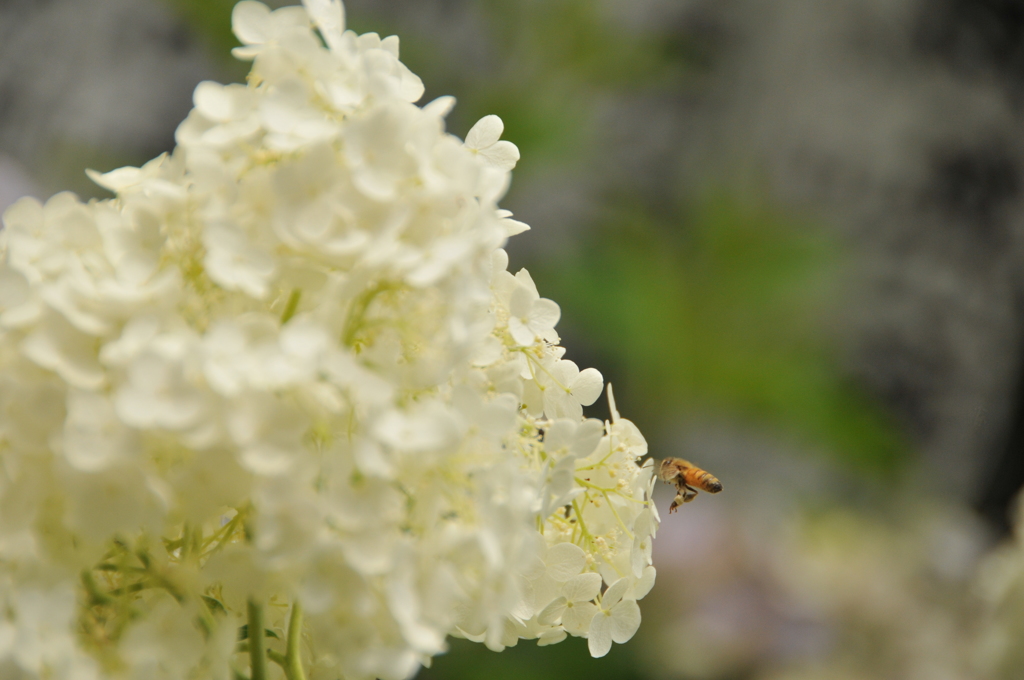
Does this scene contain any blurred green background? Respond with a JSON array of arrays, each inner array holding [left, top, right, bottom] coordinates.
[[4, 0, 1024, 677]]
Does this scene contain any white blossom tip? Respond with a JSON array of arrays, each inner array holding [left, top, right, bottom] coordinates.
[[232, 1, 272, 45], [304, 0, 346, 51]]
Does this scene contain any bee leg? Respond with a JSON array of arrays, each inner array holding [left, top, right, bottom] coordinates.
[[669, 485, 698, 513]]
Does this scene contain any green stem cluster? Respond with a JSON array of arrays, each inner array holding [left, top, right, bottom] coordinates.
[[80, 538, 187, 653], [242, 601, 307, 680], [80, 509, 295, 678]]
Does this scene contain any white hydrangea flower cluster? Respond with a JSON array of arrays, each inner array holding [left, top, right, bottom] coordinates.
[[0, 1, 658, 679]]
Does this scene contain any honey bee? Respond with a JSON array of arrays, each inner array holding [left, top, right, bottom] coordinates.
[[658, 457, 722, 514]]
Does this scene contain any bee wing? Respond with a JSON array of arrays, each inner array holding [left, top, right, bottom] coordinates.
[[657, 459, 682, 482]]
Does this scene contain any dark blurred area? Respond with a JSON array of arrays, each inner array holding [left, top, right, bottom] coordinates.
[[5, 0, 1024, 677]]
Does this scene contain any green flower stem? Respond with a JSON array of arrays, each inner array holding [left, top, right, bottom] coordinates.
[[284, 601, 307, 680], [576, 442, 616, 470], [202, 512, 243, 557], [601, 490, 634, 540], [247, 600, 268, 680], [80, 570, 113, 606], [280, 289, 302, 324], [342, 281, 399, 348], [266, 601, 307, 680], [573, 476, 618, 493], [571, 498, 595, 546]]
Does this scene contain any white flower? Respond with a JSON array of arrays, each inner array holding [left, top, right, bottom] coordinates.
[[230, 1, 311, 60], [0, 0, 657, 676], [60, 389, 138, 472], [537, 418, 602, 517], [508, 269, 561, 346], [202, 223, 277, 299], [545, 542, 588, 582], [588, 577, 642, 658], [534, 358, 604, 421], [465, 115, 521, 171], [3, 585, 100, 680], [20, 311, 105, 389], [119, 594, 208, 680], [114, 339, 208, 432], [304, 0, 346, 51], [539, 572, 602, 635]]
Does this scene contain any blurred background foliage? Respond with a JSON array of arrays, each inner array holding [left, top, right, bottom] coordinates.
[[5, 0, 1024, 677], [536, 195, 905, 475]]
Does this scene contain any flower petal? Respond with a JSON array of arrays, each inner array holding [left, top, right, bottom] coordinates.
[[588, 610, 613, 658], [546, 543, 586, 581], [509, 281, 537, 318], [563, 572, 601, 602], [232, 1, 272, 45], [635, 566, 657, 600], [603, 577, 630, 608], [538, 597, 567, 626], [304, 0, 345, 50], [423, 95, 456, 118], [537, 628, 568, 646], [571, 367, 604, 406], [480, 140, 520, 171], [530, 298, 561, 332], [610, 599, 641, 644], [562, 601, 597, 636], [466, 115, 504, 150]]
